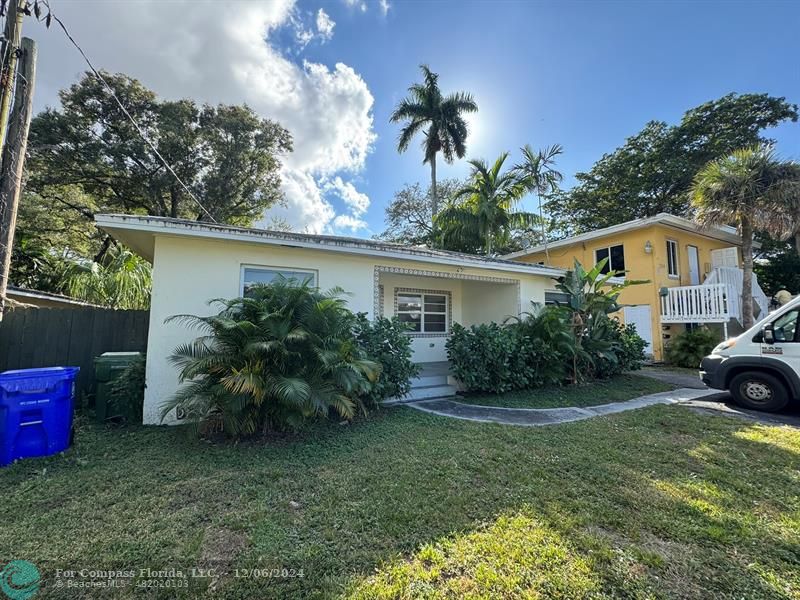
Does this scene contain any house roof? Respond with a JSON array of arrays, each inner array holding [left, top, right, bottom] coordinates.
[[6, 286, 104, 308], [501, 213, 757, 260], [95, 214, 567, 279]]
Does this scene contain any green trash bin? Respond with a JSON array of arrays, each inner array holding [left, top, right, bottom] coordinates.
[[94, 352, 143, 422]]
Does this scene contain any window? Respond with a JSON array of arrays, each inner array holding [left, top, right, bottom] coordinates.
[[545, 291, 570, 305], [241, 266, 316, 297], [666, 239, 679, 278], [772, 310, 799, 343], [595, 244, 625, 274], [396, 290, 449, 333]]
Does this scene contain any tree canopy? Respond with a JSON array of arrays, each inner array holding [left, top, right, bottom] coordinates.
[[12, 71, 293, 296], [547, 93, 798, 235]]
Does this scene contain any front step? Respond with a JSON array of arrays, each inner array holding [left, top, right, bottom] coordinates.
[[383, 374, 458, 405], [407, 383, 458, 401]]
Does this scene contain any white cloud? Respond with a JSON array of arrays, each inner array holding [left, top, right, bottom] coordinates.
[[343, 0, 368, 12], [33, 0, 375, 234], [333, 215, 369, 232], [379, 0, 391, 16], [324, 176, 370, 217], [316, 9, 335, 41]]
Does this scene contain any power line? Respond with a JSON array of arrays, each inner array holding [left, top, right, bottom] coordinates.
[[41, 1, 216, 223]]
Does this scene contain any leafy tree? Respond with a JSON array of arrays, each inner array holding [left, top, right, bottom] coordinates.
[[690, 146, 800, 328], [390, 65, 477, 215], [436, 153, 538, 255], [377, 179, 463, 246], [512, 144, 564, 261], [162, 280, 379, 437], [25, 71, 293, 256], [755, 235, 800, 296], [548, 93, 798, 234]]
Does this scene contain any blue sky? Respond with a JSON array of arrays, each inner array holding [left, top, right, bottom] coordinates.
[[297, 0, 800, 235], [33, 0, 799, 236]]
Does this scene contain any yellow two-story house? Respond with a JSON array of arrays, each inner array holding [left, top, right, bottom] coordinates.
[[503, 213, 768, 361]]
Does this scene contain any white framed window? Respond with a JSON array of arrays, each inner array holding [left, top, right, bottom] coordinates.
[[395, 289, 450, 334], [666, 239, 680, 278], [594, 244, 625, 274], [240, 265, 317, 297]]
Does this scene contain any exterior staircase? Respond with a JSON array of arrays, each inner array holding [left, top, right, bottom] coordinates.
[[383, 361, 458, 405]]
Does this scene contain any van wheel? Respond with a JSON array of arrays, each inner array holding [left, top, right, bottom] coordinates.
[[729, 372, 789, 412]]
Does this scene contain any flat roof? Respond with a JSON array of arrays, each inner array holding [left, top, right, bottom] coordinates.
[[502, 213, 754, 259], [7, 286, 104, 307], [95, 214, 567, 279]]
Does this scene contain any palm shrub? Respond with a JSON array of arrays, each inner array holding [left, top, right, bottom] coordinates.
[[162, 280, 380, 437], [664, 327, 720, 369], [353, 314, 420, 404]]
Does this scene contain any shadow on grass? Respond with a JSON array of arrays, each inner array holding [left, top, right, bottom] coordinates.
[[1, 405, 799, 599]]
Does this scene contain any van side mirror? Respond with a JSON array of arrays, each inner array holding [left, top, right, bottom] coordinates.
[[762, 324, 775, 344]]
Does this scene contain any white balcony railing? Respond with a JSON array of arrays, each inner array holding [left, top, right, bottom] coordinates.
[[660, 283, 730, 323]]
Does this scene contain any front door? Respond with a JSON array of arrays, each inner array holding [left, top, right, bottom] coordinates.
[[624, 305, 653, 356], [687, 245, 700, 285]]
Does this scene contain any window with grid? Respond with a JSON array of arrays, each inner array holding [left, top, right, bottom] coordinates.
[[666, 240, 679, 278], [594, 244, 625, 274], [396, 291, 448, 333]]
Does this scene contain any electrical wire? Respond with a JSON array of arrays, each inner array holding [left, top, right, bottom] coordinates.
[[42, 1, 217, 223]]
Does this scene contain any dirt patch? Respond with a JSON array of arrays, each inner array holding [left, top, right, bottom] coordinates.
[[198, 527, 249, 591]]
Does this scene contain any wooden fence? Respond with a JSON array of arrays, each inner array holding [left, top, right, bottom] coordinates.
[[0, 307, 149, 397]]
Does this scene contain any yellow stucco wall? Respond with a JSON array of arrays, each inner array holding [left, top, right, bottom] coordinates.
[[515, 225, 740, 361], [145, 234, 553, 424]]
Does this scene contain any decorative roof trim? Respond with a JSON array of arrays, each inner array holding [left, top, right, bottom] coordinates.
[[501, 213, 755, 260]]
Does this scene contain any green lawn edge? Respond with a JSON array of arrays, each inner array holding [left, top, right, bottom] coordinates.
[[455, 373, 674, 408]]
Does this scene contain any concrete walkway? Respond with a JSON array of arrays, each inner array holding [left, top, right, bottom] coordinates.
[[407, 387, 719, 426]]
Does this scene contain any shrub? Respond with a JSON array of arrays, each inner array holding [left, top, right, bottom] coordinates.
[[594, 320, 647, 379], [107, 354, 146, 423], [162, 280, 380, 437], [354, 314, 420, 405], [664, 326, 720, 368], [448, 304, 649, 393], [447, 322, 529, 393]]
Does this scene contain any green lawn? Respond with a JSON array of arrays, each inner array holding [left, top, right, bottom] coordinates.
[[2, 405, 799, 599], [456, 373, 674, 408]]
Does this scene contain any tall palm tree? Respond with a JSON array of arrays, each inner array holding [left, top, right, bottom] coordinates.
[[390, 65, 478, 216], [436, 152, 537, 255], [691, 145, 800, 328], [513, 144, 564, 263]]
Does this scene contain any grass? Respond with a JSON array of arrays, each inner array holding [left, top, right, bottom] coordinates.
[[456, 373, 674, 408], [2, 405, 799, 599]]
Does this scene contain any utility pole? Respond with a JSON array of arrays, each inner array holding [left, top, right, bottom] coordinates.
[[0, 0, 25, 154], [0, 36, 36, 318]]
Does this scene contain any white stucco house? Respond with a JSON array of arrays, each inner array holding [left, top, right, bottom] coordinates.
[[96, 214, 566, 424]]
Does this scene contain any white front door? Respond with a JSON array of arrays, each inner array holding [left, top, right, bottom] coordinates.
[[624, 305, 653, 356], [687, 245, 701, 285]]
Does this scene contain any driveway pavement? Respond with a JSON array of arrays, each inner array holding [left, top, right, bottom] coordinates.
[[637, 366, 706, 389], [681, 392, 800, 427]]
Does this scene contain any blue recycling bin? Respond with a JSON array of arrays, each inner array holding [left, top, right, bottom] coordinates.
[[0, 367, 79, 467]]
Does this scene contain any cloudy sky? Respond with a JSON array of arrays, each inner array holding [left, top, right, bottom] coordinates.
[[29, 0, 800, 236]]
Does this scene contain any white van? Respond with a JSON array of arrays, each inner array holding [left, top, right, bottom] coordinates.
[[700, 295, 800, 412]]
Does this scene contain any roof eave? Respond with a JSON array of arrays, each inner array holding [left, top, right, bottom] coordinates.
[[95, 214, 566, 279]]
